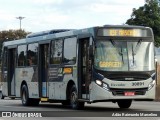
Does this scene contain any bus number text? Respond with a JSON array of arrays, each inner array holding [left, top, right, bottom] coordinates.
[[132, 82, 144, 86]]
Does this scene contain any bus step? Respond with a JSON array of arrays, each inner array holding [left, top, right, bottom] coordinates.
[[78, 99, 92, 103], [8, 96, 16, 99], [40, 98, 49, 102]]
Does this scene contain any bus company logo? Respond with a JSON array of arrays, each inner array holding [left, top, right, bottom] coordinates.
[[125, 78, 134, 80], [2, 112, 11, 117], [111, 83, 125, 87]]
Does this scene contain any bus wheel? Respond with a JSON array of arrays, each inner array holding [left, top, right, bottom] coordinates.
[[117, 100, 132, 109], [70, 85, 84, 110], [21, 85, 31, 106]]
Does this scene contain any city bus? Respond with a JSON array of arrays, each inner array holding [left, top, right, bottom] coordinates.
[[0, 25, 156, 109]]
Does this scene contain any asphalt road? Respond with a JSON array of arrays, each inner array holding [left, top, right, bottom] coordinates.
[[0, 98, 160, 120]]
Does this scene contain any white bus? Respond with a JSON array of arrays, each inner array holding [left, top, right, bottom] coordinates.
[[1, 25, 156, 109]]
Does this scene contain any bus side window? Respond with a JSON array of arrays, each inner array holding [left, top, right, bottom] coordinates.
[[50, 39, 63, 64], [27, 43, 38, 66], [17, 45, 27, 66], [63, 37, 77, 65], [2, 47, 7, 68], [1, 47, 7, 82]]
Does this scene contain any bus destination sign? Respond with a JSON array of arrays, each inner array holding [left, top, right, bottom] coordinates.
[[97, 28, 152, 37], [109, 29, 138, 36]]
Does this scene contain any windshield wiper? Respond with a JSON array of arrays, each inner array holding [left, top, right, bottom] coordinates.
[[110, 39, 123, 55], [110, 39, 124, 63], [132, 39, 142, 55], [132, 39, 142, 64]]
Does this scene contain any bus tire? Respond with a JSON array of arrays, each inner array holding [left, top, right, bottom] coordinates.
[[21, 85, 32, 106], [70, 85, 84, 110], [117, 100, 132, 109]]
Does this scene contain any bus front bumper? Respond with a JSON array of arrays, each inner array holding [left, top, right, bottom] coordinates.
[[89, 82, 155, 102]]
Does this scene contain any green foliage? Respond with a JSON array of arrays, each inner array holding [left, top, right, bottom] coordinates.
[[0, 29, 29, 41], [126, 0, 160, 47], [0, 29, 30, 60]]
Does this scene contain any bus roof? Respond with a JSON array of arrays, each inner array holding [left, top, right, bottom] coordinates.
[[3, 39, 26, 47], [2, 25, 153, 47], [26, 29, 73, 38]]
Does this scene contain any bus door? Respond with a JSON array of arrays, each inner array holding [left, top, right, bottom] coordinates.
[[7, 48, 16, 96], [39, 44, 49, 98], [78, 37, 93, 100]]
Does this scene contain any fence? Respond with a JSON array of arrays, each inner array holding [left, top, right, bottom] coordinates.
[[156, 63, 160, 101]]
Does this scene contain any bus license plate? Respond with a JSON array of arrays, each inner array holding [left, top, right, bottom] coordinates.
[[124, 92, 135, 96]]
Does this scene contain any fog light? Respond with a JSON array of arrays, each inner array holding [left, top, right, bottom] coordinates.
[[148, 80, 155, 90], [103, 83, 109, 90]]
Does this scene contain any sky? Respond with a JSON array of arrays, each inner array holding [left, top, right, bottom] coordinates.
[[0, 0, 145, 32]]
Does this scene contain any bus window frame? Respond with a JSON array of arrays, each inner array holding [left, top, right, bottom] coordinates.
[[63, 36, 77, 65], [27, 42, 38, 66], [49, 36, 78, 66], [2, 47, 8, 68], [17, 44, 27, 67], [50, 39, 63, 65]]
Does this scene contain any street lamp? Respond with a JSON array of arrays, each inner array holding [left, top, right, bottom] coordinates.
[[16, 16, 25, 30]]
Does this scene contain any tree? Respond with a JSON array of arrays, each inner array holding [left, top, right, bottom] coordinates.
[[126, 0, 160, 46], [0, 29, 30, 59], [0, 29, 29, 41]]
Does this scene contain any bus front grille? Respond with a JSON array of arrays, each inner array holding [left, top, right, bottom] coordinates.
[[110, 88, 148, 96]]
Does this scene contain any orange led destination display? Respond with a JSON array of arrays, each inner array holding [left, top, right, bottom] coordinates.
[[97, 28, 152, 37], [109, 29, 138, 36], [99, 61, 122, 68]]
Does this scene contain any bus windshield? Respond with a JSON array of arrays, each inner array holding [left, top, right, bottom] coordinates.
[[94, 39, 155, 71]]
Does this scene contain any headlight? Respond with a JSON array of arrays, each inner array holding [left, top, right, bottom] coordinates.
[[96, 80, 102, 86], [95, 80, 109, 91], [148, 80, 156, 90]]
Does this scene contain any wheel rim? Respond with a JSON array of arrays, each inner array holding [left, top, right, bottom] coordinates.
[[22, 91, 27, 104], [71, 91, 77, 107]]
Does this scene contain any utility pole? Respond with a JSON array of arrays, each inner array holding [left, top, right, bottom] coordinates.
[[16, 16, 25, 30]]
